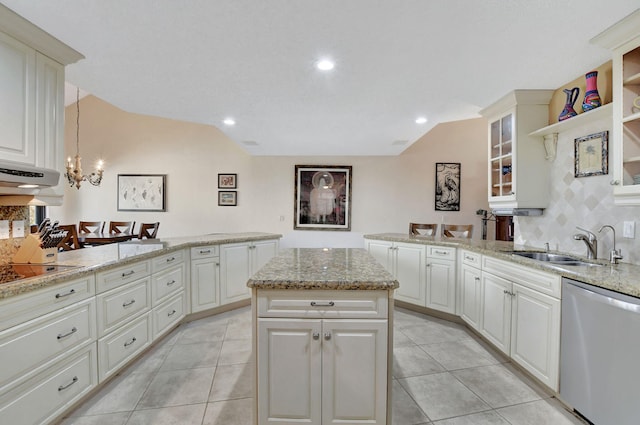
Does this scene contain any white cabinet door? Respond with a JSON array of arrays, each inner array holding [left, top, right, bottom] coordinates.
[[257, 318, 322, 425], [425, 258, 455, 313], [511, 283, 560, 390], [460, 264, 482, 330], [190, 256, 220, 313], [220, 243, 252, 304], [365, 240, 393, 273], [322, 319, 388, 425], [480, 272, 511, 355], [0, 31, 36, 165], [252, 239, 278, 274], [394, 243, 426, 306]]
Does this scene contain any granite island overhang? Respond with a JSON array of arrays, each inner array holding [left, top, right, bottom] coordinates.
[[248, 248, 397, 425]]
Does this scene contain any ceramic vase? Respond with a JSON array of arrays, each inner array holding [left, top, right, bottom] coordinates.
[[582, 71, 602, 112], [559, 87, 580, 121]]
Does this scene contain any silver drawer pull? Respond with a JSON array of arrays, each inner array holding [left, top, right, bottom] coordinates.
[[57, 376, 78, 391], [55, 289, 76, 299], [434, 250, 448, 255], [312, 332, 320, 340], [124, 337, 137, 347], [310, 301, 335, 307], [167, 309, 177, 317], [57, 327, 78, 340], [324, 332, 331, 340], [465, 255, 474, 261], [200, 249, 211, 254], [121, 270, 135, 278], [122, 299, 136, 307], [166, 280, 176, 286], [165, 256, 175, 262], [475, 277, 480, 282]]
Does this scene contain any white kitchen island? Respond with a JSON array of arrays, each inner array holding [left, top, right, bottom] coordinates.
[[248, 248, 398, 425]]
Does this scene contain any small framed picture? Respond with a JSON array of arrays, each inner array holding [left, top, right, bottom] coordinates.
[[218, 173, 237, 189], [575, 131, 608, 178], [218, 191, 237, 206]]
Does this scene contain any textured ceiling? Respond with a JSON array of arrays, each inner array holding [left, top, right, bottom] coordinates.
[[2, 1, 638, 155]]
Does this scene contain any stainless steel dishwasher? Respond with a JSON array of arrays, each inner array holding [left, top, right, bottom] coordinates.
[[560, 278, 640, 425]]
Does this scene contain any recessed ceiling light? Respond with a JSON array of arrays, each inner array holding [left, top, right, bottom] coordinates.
[[415, 117, 428, 124], [316, 59, 335, 71], [223, 118, 236, 126]]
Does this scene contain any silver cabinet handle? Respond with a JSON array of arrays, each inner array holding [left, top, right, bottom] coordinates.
[[434, 250, 448, 255], [167, 309, 177, 317], [474, 277, 480, 282], [310, 301, 335, 307], [121, 270, 135, 278], [58, 376, 78, 392], [464, 255, 473, 261], [610, 180, 620, 185], [55, 289, 76, 299], [324, 332, 331, 340], [122, 299, 136, 307], [200, 249, 211, 254], [124, 337, 137, 347], [165, 256, 175, 263], [312, 332, 320, 340], [166, 280, 176, 286], [57, 327, 78, 340]]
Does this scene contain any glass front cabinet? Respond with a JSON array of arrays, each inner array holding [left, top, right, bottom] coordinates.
[[592, 10, 640, 205], [481, 90, 554, 210]]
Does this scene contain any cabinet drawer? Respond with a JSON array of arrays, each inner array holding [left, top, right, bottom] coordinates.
[[96, 278, 151, 338], [257, 290, 389, 319], [98, 312, 152, 382], [0, 343, 97, 425], [482, 256, 561, 298], [95, 260, 151, 294], [191, 245, 219, 259], [151, 264, 185, 306], [428, 246, 456, 260], [460, 250, 481, 268], [151, 249, 185, 273], [152, 293, 185, 339], [0, 298, 96, 393], [0, 275, 95, 332]]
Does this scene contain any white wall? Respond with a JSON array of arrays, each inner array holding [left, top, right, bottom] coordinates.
[[49, 96, 490, 247]]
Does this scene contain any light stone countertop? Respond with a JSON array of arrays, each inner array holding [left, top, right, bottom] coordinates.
[[247, 248, 399, 290], [0, 232, 281, 300], [364, 233, 640, 298]]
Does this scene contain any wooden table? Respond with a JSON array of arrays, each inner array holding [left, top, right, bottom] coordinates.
[[78, 232, 135, 245]]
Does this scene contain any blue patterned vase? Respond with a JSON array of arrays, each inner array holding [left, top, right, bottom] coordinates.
[[559, 87, 579, 121]]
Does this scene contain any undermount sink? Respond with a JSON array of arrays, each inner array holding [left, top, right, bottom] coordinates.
[[510, 251, 604, 267]]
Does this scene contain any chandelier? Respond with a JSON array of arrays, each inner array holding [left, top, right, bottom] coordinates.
[[65, 87, 104, 189]]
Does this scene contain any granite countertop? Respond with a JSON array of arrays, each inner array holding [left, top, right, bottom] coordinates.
[[247, 248, 399, 290], [364, 233, 640, 298], [0, 232, 281, 300]]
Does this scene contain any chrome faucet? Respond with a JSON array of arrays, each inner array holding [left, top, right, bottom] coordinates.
[[598, 224, 623, 264], [574, 226, 597, 259]]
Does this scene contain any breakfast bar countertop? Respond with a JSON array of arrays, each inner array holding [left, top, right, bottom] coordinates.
[[247, 248, 399, 290]]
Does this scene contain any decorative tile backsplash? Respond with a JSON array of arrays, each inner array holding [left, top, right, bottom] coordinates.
[[516, 116, 640, 265], [0, 206, 29, 265]]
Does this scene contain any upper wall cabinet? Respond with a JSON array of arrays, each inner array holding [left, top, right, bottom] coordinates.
[[480, 90, 554, 210], [0, 4, 83, 202], [592, 9, 640, 205]]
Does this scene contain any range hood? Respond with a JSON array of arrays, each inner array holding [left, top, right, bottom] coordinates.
[[0, 160, 60, 189], [492, 208, 544, 216]]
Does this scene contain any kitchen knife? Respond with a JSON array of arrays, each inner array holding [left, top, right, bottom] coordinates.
[[37, 219, 49, 234]]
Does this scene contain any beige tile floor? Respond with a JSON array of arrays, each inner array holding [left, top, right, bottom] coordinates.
[[59, 306, 587, 425]]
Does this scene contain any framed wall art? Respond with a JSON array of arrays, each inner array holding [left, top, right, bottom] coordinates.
[[294, 165, 352, 231], [575, 131, 608, 178], [435, 163, 460, 211], [218, 173, 237, 189], [117, 174, 166, 212], [218, 191, 237, 206]]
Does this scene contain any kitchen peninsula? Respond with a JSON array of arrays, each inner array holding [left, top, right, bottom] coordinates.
[[248, 248, 398, 425]]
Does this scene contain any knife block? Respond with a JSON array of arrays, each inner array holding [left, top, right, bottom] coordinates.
[[12, 234, 58, 264]]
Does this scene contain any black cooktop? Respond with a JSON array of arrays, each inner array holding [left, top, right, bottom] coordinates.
[[0, 264, 78, 285]]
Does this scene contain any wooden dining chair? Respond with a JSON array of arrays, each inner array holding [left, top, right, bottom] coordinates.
[[57, 224, 83, 250], [138, 222, 160, 239], [442, 224, 473, 239], [108, 221, 135, 234], [78, 221, 104, 233], [409, 223, 438, 236]]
